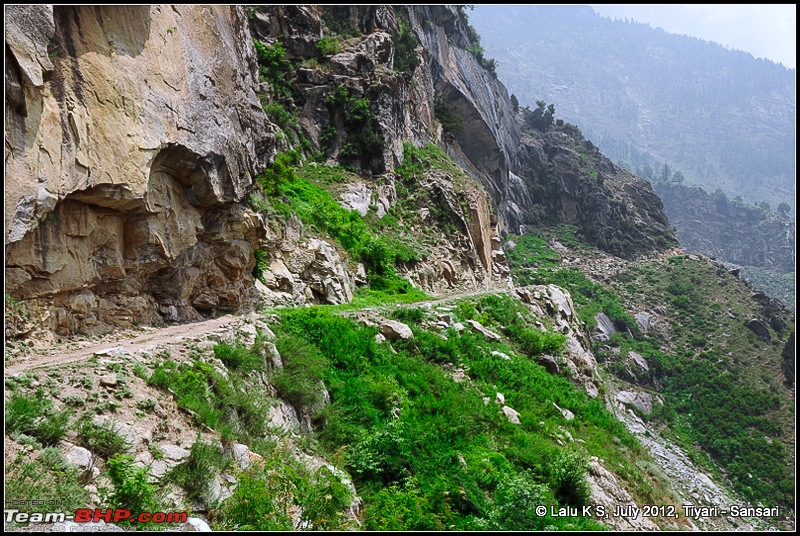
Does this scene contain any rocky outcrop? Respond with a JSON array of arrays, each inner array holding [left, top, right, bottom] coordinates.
[[405, 6, 675, 260], [514, 285, 602, 397], [256, 215, 355, 307], [655, 182, 795, 272], [5, 6, 273, 334], [513, 130, 676, 258], [408, 6, 523, 207], [587, 457, 660, 531], [745, 318, 771, 341], [248, 6, 510, 298]]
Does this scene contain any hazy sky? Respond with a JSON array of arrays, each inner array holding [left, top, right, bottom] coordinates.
[[591, 4, 796, 69]]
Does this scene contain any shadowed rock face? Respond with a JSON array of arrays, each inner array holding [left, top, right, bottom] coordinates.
[[654, 182, 795, 272], [5, 5, 273, 333], [408, 6, 523, 223], [513, 130, 675, 259]]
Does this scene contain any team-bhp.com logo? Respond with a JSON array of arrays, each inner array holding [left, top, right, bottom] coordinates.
[[5, 509, 188, 525]]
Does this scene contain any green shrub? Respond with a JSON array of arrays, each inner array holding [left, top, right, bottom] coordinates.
[[252, 249, 268, 283], [214, 343, 264, 372], [77, 419, 131, 458], [107, 454, 164, 523], [148, 359, 268, 442], [256, 151, 299, 197], [485, 473, 549, 529], [514, 327, 565, 357], [253, 39, 294, 101], [272, 335, 328, 411], [166, 439, 230, 506], [324, 85, 385, 171], [549, 450, 591, 507], [215, 448, 354, 531], [390, 307, 425, 325], [5, 454, 90, 514], [274, 305, 674, 529], [392, 20, 420, 76], [5, 392, 71, 446], [434, 92, 464, 138], [316, 36, 340, 59], [365, 484, 442, 530], [256, 156, 425, 299]]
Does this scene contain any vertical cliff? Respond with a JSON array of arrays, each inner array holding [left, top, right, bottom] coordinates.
[[5, 6, 273, 333]]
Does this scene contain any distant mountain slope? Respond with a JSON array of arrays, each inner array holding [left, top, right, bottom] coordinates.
[[471, 4, 795, 211]]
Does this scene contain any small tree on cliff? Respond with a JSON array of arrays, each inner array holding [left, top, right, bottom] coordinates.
[[523, 100, 555, 132]]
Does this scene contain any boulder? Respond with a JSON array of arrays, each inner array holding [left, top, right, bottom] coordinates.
[[615, 390, 658, 416], [502, 405, 521, 424], [379, 320, 414, 340], [627, 351, 649, 372], [63, 444, 94, 472], [745, 318, 771, 341], [634, 312, 651, 335], [593, 313, 617, 342], [465, 319, 501, 341], [491, 350, 512, 361], [232, 444, 264, 470]]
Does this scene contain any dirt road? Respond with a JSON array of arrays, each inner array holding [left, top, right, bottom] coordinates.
[[5, 314, 241, 375], [4, 287, 514, 375]]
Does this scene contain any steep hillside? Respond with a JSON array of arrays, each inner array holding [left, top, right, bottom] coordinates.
[[471, 4, 795, 211], [4, 4, 794, 532], [504, 226, 795, 528]]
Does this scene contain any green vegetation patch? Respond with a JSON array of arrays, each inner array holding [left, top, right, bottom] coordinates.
[[253, 152, 430, 303], [5, 391, 72, 447], [609, 257, 794, 508], [271, 301, 674, 530], [324, 84, 385, 172], [214, 445, 355, 531], [505, 233, 640, 334], [147, 344, 270, 443], [5, 449, 91, 516]]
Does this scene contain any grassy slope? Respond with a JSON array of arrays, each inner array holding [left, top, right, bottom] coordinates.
[[505, 227, 795, 510], [272, 296, 676, 530]]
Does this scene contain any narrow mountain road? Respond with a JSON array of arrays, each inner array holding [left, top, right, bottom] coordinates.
[[5, 287, 513, 375], [5, 314, 241, 375]]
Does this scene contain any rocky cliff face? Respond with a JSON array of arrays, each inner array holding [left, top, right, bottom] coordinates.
[[5, 4, 673, 336], [405, 6, 675, 259], [5, 5, 272, 333], [654, 182, 795, 272], [515, 128, 676, 259], [246, 5, 512, 305], [407, 6, 523, 211]]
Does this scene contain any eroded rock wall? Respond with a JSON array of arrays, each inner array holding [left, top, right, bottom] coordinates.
[[249, 5, 511, 300], [408, 6, 523, 224], [5, 5, 273, 333], [655, 181, 795, 272]]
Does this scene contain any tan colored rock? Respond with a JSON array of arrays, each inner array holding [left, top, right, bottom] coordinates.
[[379, 319, 414, 341], [587, 457, 659, 531], [465, 319, 501, 342], [5, 6, 273, 334]]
